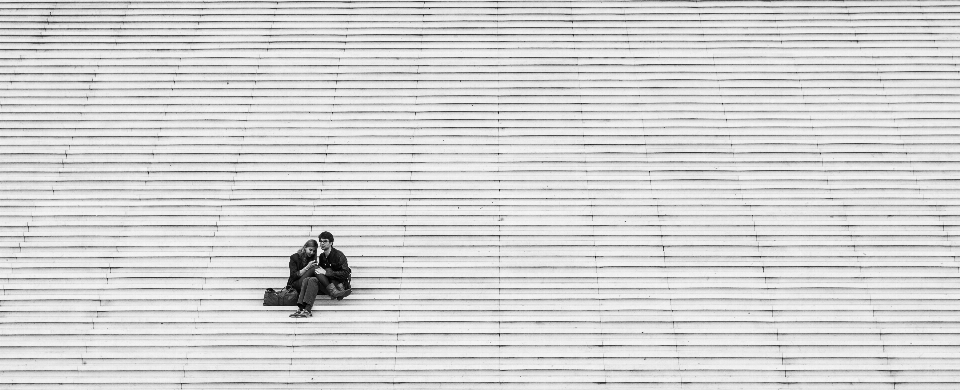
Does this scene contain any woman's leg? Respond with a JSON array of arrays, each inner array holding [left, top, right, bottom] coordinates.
[[297, 276, 320, 311]]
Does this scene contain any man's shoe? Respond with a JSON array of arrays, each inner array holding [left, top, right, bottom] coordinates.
[[301, 309, 313, 318], [289, 309, 304, 318], [326, 284, 344, 300], [337, 288, 351, 301]]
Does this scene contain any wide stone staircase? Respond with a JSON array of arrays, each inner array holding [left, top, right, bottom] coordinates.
[[2, 0, 960, 388]]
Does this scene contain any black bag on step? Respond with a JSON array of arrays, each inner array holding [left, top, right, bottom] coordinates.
[[263, 286, 298, 306]]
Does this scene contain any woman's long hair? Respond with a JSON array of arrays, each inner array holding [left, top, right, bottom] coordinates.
[[296, 239, 319, 259]]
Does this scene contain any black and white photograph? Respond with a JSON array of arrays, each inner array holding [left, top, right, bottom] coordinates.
[[2, 0, 959, 388]]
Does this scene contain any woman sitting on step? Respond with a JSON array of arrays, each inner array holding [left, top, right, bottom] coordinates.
[[286, 239, 321, 318]]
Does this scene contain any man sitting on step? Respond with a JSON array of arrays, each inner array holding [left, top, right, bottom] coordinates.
[[315, 231, 352, 298]]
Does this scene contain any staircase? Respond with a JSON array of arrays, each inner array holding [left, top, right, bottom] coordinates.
[[2, 0, 960, 388]]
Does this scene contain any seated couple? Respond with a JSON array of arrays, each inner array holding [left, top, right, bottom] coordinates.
[[287, 231, 352, 318]]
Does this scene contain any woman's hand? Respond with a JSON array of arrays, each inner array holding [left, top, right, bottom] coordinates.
[[315, 268, 327, 276], [300, 263, 316, 276]]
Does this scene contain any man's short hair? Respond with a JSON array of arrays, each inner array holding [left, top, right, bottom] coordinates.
[[319, 231, 334, 243]]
